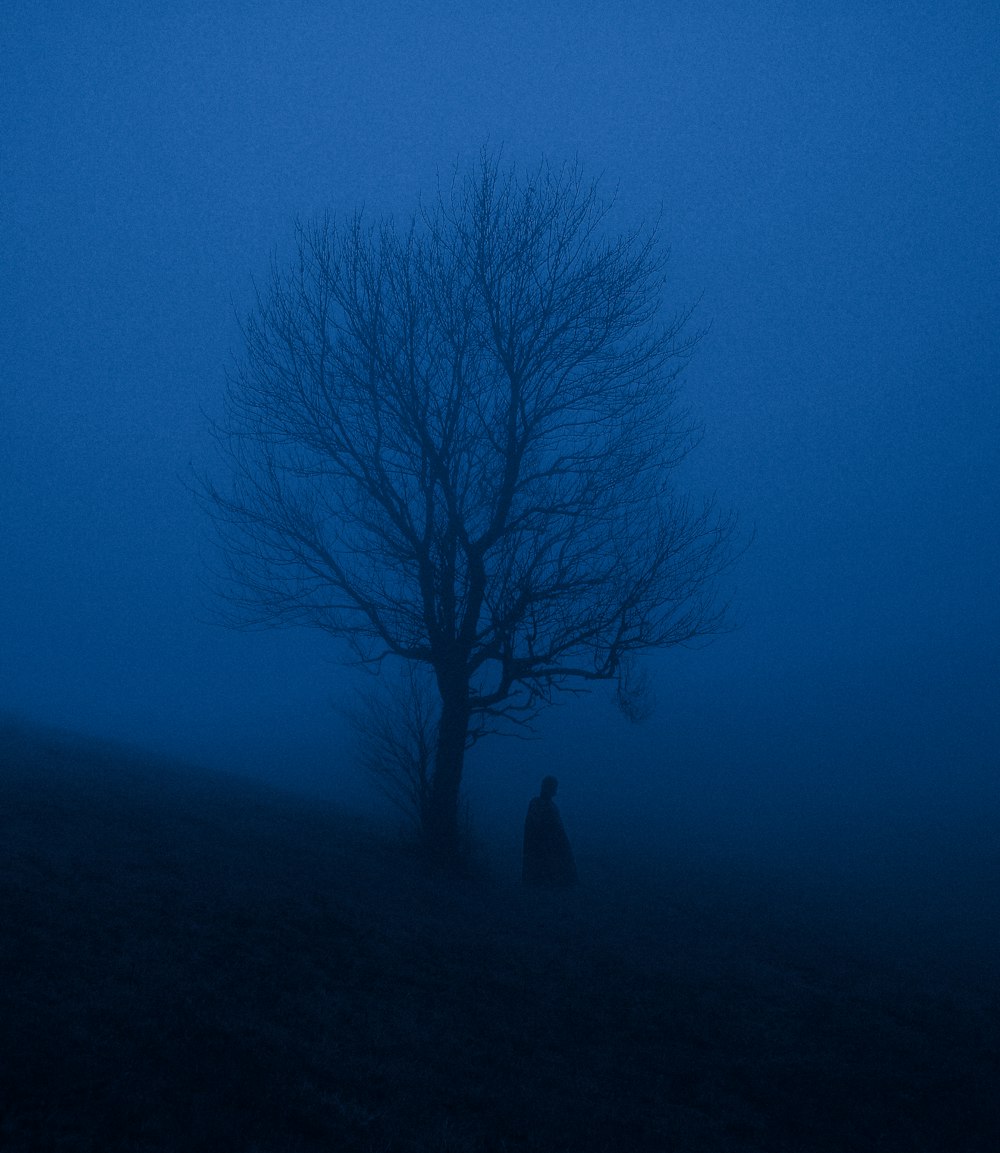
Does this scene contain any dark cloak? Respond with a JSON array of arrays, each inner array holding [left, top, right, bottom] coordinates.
[[522, 796, 578, 886]]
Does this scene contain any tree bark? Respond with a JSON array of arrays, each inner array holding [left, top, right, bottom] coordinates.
[[424, 684, 469, 870]]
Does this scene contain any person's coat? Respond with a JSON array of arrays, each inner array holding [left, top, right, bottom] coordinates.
[[522, 796, 577, 886]]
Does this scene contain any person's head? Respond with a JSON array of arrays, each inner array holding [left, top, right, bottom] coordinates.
[[540, 775, 558, 800]]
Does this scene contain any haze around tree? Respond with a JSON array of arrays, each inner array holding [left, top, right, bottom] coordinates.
[[202, 152, 737, 868]]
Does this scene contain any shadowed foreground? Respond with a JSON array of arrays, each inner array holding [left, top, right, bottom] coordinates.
[[1, 721, 997, 1152]]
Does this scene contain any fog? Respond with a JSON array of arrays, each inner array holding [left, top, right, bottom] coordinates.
[[3, 2, 998, 890]]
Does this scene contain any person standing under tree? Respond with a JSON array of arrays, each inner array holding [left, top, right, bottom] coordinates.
[[522, 776, 578, 886]]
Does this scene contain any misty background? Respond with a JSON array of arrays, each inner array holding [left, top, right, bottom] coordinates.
[[3, 2, 997, 882]]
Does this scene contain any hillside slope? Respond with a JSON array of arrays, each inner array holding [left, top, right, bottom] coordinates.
[[1, 720, 997, 1151]]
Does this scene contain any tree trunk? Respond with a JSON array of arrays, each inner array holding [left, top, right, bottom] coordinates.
[[424, 686, 470, 871]]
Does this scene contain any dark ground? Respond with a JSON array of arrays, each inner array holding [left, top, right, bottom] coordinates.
[[1, 719, 997, 1151]]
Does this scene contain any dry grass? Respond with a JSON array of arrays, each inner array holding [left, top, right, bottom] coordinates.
[[1, 719, 997, 1151]]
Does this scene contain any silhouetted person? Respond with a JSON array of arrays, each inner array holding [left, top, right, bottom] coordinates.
[[522, 775, 577, 886]]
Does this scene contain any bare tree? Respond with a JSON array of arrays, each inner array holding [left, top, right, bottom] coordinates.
[[203, 152, 737, 869], [345, 663, 438, 834]]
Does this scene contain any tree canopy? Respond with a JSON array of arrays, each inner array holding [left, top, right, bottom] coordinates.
[[204, 153, 737, 866]]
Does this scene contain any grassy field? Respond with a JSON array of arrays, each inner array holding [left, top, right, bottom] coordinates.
[[1, 719, 997, 1152]]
